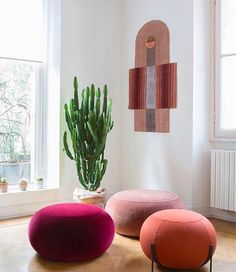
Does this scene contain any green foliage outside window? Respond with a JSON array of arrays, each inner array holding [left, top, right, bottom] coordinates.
[[0, 60, 32, 162]]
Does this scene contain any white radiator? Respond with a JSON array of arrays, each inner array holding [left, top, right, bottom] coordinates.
[[211, 150, 236, 212]]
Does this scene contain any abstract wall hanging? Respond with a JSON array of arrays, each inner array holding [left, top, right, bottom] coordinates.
[[129, 20, 177, 132]]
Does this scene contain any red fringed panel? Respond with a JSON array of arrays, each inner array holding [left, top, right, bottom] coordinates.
[[156, 63, 177, 109], [129, 63, 177, 110], [129, 67, 146, 109]]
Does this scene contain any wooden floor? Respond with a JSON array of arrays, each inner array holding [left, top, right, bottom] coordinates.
[[0, 217, 235, 272]]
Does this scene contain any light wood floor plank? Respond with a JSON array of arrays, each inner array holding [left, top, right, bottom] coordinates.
[[0, 217, 235, 272]]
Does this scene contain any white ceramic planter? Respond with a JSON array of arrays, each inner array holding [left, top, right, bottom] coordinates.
[[73, 187, 107, 207], [35, 181, 44, 189]]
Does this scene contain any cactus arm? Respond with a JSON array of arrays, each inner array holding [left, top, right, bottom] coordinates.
[[76, 159, 88, 190], [92, 161, 102, 190], [94, 144, 105, 159], [102, 85, 107, 115], [107, 98, 112, 119], [95, 98, 100, 119], [87, 121, 98, 144], [63, 132, 74, 160], [85, 87, 90, 116], [95, 88, 101, 119], [101, 159, 108, 176], [72, 128, 78, 159], [109, 120, 114, 131], [87, 111, 98, 143], [82, 89, 86, 117], [90, 84, 95, 111], [70, 98, 76, 123], [81, 159, 89, 185], [64, 104, 73, 133], [74, 77, 79, 111]]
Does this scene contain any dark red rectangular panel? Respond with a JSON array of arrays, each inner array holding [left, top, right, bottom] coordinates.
[[156, 63, 177, 109], [129, 67, 146, 109]]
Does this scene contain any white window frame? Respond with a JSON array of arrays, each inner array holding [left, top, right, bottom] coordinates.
[[0, 0, 61, 219], [210, 0, 236, 142], [0, 1, 49, 187], [0, 58, 44, 186]]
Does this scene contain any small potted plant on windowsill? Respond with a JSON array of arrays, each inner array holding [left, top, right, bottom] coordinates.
[[0, 177, 8, 193], [35, 177, 44, 189], [63, 77, 113, 206], [18, 178, 28, 191]]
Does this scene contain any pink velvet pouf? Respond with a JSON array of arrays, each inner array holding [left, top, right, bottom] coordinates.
[[28, 203, 115, 262], [105, 189, 184, 237]]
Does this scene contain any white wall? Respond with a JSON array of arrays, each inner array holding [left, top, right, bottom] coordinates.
[[120, 0, 194, 208], [192, 0, 235, 221], [119, 0, 235, 221], [192, 0, 212, 212], [0, 0, 63, 219], [0, 0, 122, 219], [60, 0, 122, 197], [1, 0, 235, 220]]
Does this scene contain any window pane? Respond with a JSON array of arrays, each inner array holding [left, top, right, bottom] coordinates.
[[220, 56, 236, 130], [0, 59, 34, 184], [0, 0, 43, 61], [221, 0, 236, 55]]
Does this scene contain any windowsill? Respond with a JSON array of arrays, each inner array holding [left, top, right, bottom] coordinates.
[[0, 184, 61, 213], [210, 136, 236, 143], [209, 129, 236, 143], [0, 185, 61, 219], [0, 184, 59, 195]]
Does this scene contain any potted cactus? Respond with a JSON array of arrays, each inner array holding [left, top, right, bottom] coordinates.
[[0, 177, 8, 193], [63, 77, 113, 205]]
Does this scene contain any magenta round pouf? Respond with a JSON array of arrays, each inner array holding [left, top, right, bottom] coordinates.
[[105, 189, 184, 237], [28, 203, 115, 262]]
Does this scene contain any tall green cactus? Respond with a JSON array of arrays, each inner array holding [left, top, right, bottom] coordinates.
[[63, 77, 114, 191]]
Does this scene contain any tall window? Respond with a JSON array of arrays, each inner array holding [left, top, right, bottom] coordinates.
[[0, 0, 45, 185], [213, 0, 236, 140]]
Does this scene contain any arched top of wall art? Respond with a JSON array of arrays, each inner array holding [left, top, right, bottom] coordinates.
[[135, 20, 170, 67]]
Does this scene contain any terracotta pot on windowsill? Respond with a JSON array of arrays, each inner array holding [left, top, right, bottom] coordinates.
[[0, 179, 8, 193], [0, 183, 8, 193]]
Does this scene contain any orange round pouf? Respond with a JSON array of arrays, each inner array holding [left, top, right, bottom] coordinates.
[[140, 209, 217, 270]]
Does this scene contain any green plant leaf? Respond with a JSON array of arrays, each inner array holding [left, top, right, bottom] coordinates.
[[64, 77, 114, 191], [102, 85, 107, 115], [74, 77, 79, 111], [63, 132, 74, 160], [64, 104, 73, 133]]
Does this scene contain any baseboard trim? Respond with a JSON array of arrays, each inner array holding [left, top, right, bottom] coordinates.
[[0, 198, 72, 220], [190, 206, 236, 223], [209, 207, 236, 223]]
